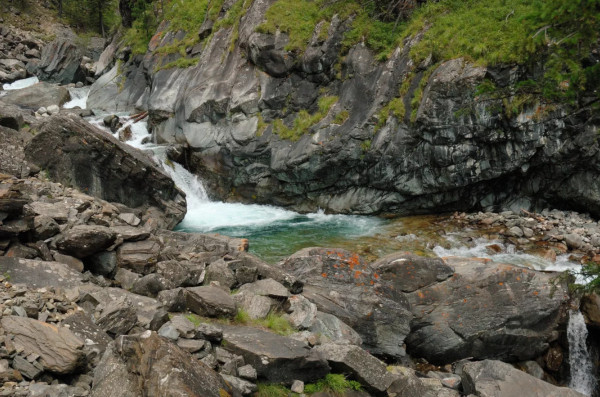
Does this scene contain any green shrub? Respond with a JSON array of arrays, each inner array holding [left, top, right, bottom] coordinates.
[[253, 384, 294, 397], [304, 374, 362, 395]]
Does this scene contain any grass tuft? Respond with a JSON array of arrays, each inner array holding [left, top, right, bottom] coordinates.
[[304, 374, 362, 395]]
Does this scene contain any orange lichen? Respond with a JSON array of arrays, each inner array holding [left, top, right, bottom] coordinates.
[[321, 273, 327, 278]]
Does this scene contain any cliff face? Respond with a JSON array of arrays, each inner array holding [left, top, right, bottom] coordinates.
[[87, 0, 600, 215]]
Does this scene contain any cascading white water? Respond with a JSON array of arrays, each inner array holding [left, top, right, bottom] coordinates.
[[64, 86, 91, 109], [567, 310, 597, 396], [2, 76, 39, 91]]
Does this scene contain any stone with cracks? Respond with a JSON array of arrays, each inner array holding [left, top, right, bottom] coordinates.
[[0, 257, 84, 288], [238, 278, 290, 299], [91, 331, 239, 397], [1, 316, 85, 374], [221, 325, 330, 383]]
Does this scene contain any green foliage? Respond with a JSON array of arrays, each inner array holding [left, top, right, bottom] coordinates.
[[234, 309, 295, 335], [569, 262, 600, 295], [333, 110, 350, 124], [253, 384, 297, 397], [61, 0, 120, 35], [304, 374, 362, 395], [405, 0, 536, 65], [361, 139, 371, 151], [273, 96, 338, 141], [156, 57, 198, 71], [256, 114, 268, 136], [185, 313, 203, 326]]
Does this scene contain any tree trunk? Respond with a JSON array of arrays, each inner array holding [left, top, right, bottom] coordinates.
[[120, 0, 133, 28]]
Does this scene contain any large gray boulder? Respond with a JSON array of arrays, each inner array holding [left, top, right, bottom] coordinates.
[[1, 316, 85, 375], [1, 81, 69, 110], [221, 325, 330, 383], [281, 247, 412, 359], [405, 259, 570, 364], [56, 225, 117, 258], [28, 38, 85, 84], [461, 360, 586, 397], [25, 114, 186, 229], [91, 331, 239, 397]]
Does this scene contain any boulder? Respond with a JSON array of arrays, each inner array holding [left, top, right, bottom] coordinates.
[[282, 248, 412, 358], [233, 290, 275, 320], [309, 311, 362, 346], [25, 115, 186, 229], [117, 239, 161, 274], [95, 297, 137, 336], [1, 81, 69, 110], [221, 325, 330, 383], [156, 259, 205, 287], [405, 259, 570, 364], [461, 360, 586, 397], [56, 225, 117, 258], [238, 278, 290, 299], [314, 344, 396, 394], [1, 316, 85, 374], [131, 273, 175, 297], [91, 331, 239, 397], [0, 125, 33, 178], [185, 286, 237, 318], [283, 294, 317, 329], [581, 293, 600, 327], [62, 311, 112, 363], [371, 253, 454, 292], [29, 38, 85, 84]]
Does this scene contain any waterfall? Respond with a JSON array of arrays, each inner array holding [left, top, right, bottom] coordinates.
[[64, 86, 91, 109], [568, 309, 597, 396]]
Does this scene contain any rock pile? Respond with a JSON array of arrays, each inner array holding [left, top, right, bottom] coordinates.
[[0, 26, 42, 83], [452, 209, 600, 262]]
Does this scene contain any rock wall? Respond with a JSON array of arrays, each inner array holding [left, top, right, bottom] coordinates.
[[87, 0, 600, 216]]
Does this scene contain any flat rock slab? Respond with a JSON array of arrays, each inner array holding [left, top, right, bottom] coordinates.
[[1, 316, 85, 374], [314, 344, 396, 393], [0, 257, 84, 288], [91, 331, 239, 397], [1, 81, 69, 110], [461, 360, 586, 397], [222, 325, 329, 383]]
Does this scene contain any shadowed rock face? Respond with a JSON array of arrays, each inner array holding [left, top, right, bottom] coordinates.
[[87, 0, 600, 217], [24, 114, 186, 229], [405, 258, 570, 364]]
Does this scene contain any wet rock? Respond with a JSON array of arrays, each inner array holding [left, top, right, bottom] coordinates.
[[91, 331, 239, 397], [461, 360, 586, 397], [221, 325, 330, 383], [25, 115, 186, 229], [314, 343, 396, 393], [56, 225, 117, 258], [581, 293, 600, 327], [1, 316, 85, 374]]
